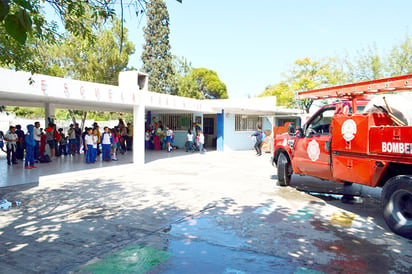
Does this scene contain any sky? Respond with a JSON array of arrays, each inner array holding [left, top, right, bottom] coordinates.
[[119, 1, 411, 98]]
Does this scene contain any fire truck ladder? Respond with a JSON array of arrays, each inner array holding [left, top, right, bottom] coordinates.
[[297, 74, 412, 126], [297, 74, 412, 100]]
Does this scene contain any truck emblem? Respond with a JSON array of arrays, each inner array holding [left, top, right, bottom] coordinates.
[[341, 119, 357, 142], [307, 140, 320, 161]]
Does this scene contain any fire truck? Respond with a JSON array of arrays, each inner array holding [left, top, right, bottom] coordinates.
[[272, 74, 412, 239]]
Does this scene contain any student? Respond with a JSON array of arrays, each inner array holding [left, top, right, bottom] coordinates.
[[145, 129, 151, 150], [92, 128, 99, 162], [84, 128, 94, 163], [165, 125, 174, 152], [250, 125, 263, 156], [0, 131, 5, 152], [111, 128, 119, 161], [198, 130, 205, 154], [58, 128, 67, 156], [24, 125, 36, 169], [185, 129, 195, 152], [45, 123, 55, 157], [5, 126, 18, 165], [101, 126, 113, 161], [33, 122, 41, 161]]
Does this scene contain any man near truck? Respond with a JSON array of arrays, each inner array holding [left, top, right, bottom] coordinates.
[[251, 125, 263, 156]]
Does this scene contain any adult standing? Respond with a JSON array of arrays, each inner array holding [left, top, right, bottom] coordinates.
[[5, 126, 18, 165], [15, 124, 25, 160], [153, 122, 161, 151], [250, 125, 263, 156], [126, 122, 133, 151], [33, 121, 41, 161], [67, 124, 76, 155], [74, 123, 82, 154]]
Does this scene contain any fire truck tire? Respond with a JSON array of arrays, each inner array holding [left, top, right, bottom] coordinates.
[[277, 153, 292, 186], [382, 175, 412, 239]]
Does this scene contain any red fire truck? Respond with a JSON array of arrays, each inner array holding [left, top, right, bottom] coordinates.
[[272, 74, 412, 239]]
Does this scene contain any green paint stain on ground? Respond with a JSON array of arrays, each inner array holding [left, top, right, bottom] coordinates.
[[288, 209, 315, 220], [82, 245, 171, 274], [294, 267, 325, 274]]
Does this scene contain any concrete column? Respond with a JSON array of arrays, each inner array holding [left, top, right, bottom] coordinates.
[[133, 105, 145, 165], [45, 103, 55, 125]]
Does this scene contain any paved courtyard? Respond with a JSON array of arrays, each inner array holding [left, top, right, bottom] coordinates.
[[0, 150, 412, 273]]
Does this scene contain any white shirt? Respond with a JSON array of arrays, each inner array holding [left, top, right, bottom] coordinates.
[[84, 134, 94, 146], [198, 134, 204, 144], [34, 127, 41, 141], [187, 133, 193, 142], [167, 129, 173, 137], [101, 132, 112, 145], [5, 132, 17, 145], [92, 135, 98, 148]]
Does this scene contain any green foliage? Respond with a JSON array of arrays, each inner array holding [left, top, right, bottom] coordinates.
[[288, 57, 345, 113], [173, 56, 192, 77], [5, 106, 44, 118], [142, 0, 176, 94], [259, 82, 294, 107], [344, 43, 385, 82], [37, 17, 135, 85], [0, 0, 181, 74], [177, 68, 228, 99], [388, 35, 412, 76]]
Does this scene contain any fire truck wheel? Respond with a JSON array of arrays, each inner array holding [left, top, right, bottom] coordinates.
[[277, 153, 292, 186], [382, 175, 412, 239]]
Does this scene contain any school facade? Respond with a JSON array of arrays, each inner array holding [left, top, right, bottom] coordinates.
[[0, 68, 301, 164]]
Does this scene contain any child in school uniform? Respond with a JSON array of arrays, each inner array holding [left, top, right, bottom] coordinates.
[[84, 128, 94, 163], [111, 128, 119, 161], [101, 126, 113, 161], [92, 128, 99, 162]]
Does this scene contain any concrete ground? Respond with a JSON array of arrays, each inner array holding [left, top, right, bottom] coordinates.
[[0, 149, 412, 273]]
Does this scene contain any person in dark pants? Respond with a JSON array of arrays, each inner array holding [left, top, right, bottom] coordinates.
[[15, 124, 25, 160], [33, 121, 41, 161], [5, 126, 18, 165], [250, 125, 263, 156]]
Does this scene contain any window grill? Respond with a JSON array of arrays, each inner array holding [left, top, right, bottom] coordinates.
[[158, 113, 193, 131], [235, 115, 262, 131]]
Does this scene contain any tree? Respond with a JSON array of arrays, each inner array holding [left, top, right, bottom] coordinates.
[[39, 18, 135, 85], [258, 82, 294, 107], [36, 16, 135, 127], [177, 68, 228, 99], [388, 35, 412, 76], [290, 57, 347, 113], [0, 0, 180, 74], [343, 44, 386, 82], [141, 0, 176, 94]]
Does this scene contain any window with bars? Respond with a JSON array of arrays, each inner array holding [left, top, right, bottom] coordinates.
[[235, 115, 262, 131], [158, 113, 193, 131]]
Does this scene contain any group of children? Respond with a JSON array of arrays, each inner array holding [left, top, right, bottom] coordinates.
[[145, 121, 175, 152], [0, 122, 127, 168], [185, 129, 205, 153], [83, 126, 121, 163]]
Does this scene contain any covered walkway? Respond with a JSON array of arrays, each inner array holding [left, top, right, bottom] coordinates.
[[0, 149, 204, 191]]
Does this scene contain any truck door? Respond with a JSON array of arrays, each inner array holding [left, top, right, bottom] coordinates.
[[292, 107, 335, 180]]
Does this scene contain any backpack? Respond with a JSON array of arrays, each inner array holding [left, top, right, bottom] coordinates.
[[39, 155, 51, 163]]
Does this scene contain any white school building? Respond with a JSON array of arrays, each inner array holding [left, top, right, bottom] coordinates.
[[0, 68, 301, 164]]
